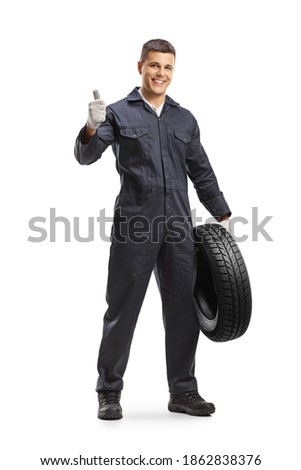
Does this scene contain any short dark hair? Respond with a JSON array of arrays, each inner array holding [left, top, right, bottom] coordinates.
[[140, 39, 176, 62]]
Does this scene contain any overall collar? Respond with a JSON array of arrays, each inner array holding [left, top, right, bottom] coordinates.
[[127, 87, 179, 107]]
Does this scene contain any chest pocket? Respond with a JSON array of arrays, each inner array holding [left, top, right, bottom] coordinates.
[[174, 131, 192, 144], [120, 126, 149, 139], [118, 126, 149, 162]]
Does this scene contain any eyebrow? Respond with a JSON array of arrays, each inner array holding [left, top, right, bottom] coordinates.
[[148, 61, 174, 68]]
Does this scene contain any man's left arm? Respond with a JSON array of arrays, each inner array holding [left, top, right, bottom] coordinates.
[[186, 121, 231, 222]]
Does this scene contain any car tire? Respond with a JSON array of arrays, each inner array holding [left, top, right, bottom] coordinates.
[[193, 223, 252, 342]]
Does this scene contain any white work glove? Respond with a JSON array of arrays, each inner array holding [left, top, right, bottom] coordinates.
[[86, 89, 106, 129], [220, 219, 230, 232], [219, 218, 235, 236]]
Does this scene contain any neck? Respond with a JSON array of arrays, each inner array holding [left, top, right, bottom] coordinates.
[[140, 87, 166, 108]]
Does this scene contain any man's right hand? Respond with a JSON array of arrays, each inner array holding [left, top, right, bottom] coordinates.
[[86, 89, 106, 130]]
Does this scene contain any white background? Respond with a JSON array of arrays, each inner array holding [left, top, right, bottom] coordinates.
[[1, 0, 300, 468]]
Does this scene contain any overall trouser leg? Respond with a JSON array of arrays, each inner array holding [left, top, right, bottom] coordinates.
[[96, 238, 161, 392], [154, 228, 200, 393]]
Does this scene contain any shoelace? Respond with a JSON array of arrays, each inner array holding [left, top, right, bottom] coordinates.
[[179, 391, 203, 404], [101, 391, 120, 405], [186, 391, 199, 401]]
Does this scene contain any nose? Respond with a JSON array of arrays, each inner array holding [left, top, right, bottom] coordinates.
[[156, 66, 164, 77]]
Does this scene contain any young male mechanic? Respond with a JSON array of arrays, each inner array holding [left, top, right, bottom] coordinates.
[[74, 39, 231, 420]]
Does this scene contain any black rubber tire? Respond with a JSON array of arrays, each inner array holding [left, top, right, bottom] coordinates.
[[193, 223, 252, 342]]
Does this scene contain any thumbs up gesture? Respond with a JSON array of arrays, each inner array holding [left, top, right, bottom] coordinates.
[[86, 89, 106, 129]]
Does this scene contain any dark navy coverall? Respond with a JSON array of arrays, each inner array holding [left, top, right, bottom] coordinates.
[[75, 87, 231, 393]]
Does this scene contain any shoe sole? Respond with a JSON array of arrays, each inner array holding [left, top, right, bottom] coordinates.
[[168, 403, 215, 416], [98, 411, 123, 420]]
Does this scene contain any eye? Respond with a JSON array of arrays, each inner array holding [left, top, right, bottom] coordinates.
[[165, 66, 173, 71]]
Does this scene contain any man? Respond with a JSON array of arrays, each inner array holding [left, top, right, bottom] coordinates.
[[74, 39, 231, 420]]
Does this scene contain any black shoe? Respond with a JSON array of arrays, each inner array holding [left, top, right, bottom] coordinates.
[[97, 390, 123, 420], [168, 390, 215, 416]]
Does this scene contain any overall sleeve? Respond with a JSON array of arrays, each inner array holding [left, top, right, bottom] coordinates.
[[74, 108, 115, 165], [186, 120, 231, 218]]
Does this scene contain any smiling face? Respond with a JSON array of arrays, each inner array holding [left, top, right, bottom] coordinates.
[[138, 51, 175, 105]]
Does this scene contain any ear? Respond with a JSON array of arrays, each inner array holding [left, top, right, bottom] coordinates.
[[137, 61, 142, 75]]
